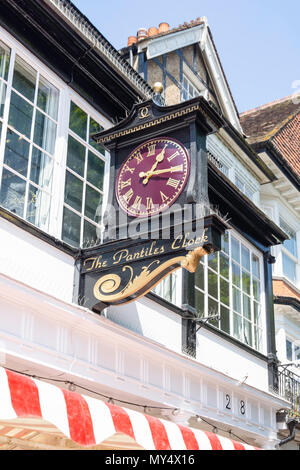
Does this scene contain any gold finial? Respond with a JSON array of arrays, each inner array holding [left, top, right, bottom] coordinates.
[[153, 82, 163, 94]]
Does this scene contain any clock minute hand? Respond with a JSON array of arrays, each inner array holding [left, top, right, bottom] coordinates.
[[142, 144, 167, 185], [139, 165, 183, 178]]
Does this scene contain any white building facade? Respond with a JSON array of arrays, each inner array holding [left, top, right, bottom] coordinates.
[[0, 0, 291, 450]]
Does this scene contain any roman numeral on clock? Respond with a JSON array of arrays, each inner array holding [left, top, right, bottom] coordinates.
[[147, 144, 156, 157], [160, 191, 169, 203], [124, 164, 135, 174], [123, 188, 134, 204], [167, 178, 180, 189], [134, 151, 143, 164], [131, 195, 142, 211], [167, 150, 180, 162], [120, 178, 131, 189], [146, 197, 154, 210]]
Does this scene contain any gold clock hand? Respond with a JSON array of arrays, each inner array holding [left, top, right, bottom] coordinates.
[[142, 144, 167, 185], [139, 165, 183, 178]]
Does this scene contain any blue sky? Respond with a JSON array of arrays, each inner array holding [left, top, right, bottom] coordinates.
[[72, 0, 300, 113]]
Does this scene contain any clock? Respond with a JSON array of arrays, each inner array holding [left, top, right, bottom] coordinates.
[[115, 137, 190, 218]]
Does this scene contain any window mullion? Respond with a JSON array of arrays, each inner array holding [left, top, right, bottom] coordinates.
[[0, 47, 15, 183]]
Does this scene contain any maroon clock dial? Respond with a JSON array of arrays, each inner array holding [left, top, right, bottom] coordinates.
[[115, 137, 190, 218]]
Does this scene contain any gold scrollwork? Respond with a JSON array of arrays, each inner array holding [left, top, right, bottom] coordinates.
[[93, 246, 211, 305], [139, 106, 150, 119]]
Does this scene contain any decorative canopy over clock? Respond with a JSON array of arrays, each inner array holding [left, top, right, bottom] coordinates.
[[78, 94, 227, 313], [93, 95, 224, 242], [115, 137, 190, 218]]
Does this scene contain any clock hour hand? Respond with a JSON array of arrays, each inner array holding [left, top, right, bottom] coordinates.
[[142, 144, 167, 185], [139, 164, 183, 178]]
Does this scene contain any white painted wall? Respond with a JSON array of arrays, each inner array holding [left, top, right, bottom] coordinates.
[[0, 218, 75, 303], [107, 296, 182, 354], [108, 296, 270, 393], [196, 328, 269, 391]]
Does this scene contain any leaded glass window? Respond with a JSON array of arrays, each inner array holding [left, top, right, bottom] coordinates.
[[61, 101, 106, 248], [0, 52, 59, 231], [195, 231, 264, 352]]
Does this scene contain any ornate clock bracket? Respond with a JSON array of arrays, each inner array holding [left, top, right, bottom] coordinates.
[[78, 214, 227, 313]]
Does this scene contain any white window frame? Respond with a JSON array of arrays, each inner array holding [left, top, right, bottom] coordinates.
[[181, 73, 201, 102], [0, 26, 112, 246], [194, 229, 266, 354], [279, 216, 299, 285]]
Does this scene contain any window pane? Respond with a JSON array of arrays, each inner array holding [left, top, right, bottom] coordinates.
[[9, 91, 33, 138], [4, 130, 30, 176], [208, 269, 218, 300], [220, 278, 229, 306], [243, 294, 251, 320], [220, 305, 230, 334], [233, 313, 242, 342], [26, 184, 50, 230], [37, 75, 59, 120], [0, 41, 11, 81], [84, 185, 102, 222], [34, 110, 57, 155], [30, 147, 53, 191], [231, 237, 240, 263], [195, 289, 204, 316], [87, 151, 104, 190], [69, 101, 87, 140], [62, 207, 81, 247], [0, 81, 6, 118], [232, 261, 240, 287], [208, 252, 218, 272], [253, 301, 261, 326], [253, 278, 260, 301], [64, 171, 83, 213], [244, 320, 252, 346], [252, 254, 260, 279], [233, 287, 241, 313], [83, 220, 101, 248], [221, 231, 229, 254], [0, 168, 26, 217], [220, 252, 229, 279], [208, 297, 219, 327], [89, 117, 104, 152], [286, 340, 293, 361], [282, 252, 296, 282], [280, 218, 297, 257], [67, 135, 86, 177], [12, 56, 36, 102], [242, 269, 250, 295], [254, 327, 263, 352], [242, 246, 250, 271], [195, 262, 204, 291]]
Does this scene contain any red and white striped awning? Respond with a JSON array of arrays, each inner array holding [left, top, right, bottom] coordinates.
[[0, 367, 260, 450]]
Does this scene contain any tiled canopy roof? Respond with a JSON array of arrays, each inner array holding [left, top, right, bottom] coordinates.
[[240, 95, 300, 144], [240, 96, 300, 179]]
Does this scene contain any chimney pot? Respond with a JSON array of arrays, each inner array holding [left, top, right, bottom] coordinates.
[[148, 27, 159, 37], [158, 22, 170, 33], [137, 28, 148, 40], [127, 36, 137, 47]]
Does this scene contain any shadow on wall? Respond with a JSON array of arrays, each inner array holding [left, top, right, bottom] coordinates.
[[107, 301, 144, 337]]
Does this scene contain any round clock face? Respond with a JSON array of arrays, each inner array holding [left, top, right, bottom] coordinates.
[[115, 137, 190, 218]]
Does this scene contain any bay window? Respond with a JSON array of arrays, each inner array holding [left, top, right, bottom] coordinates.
[[62, 101, 105, 248], [0, 32, 109, 247], [279, 218, 298, 283], [195, 231, 264, 352]]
